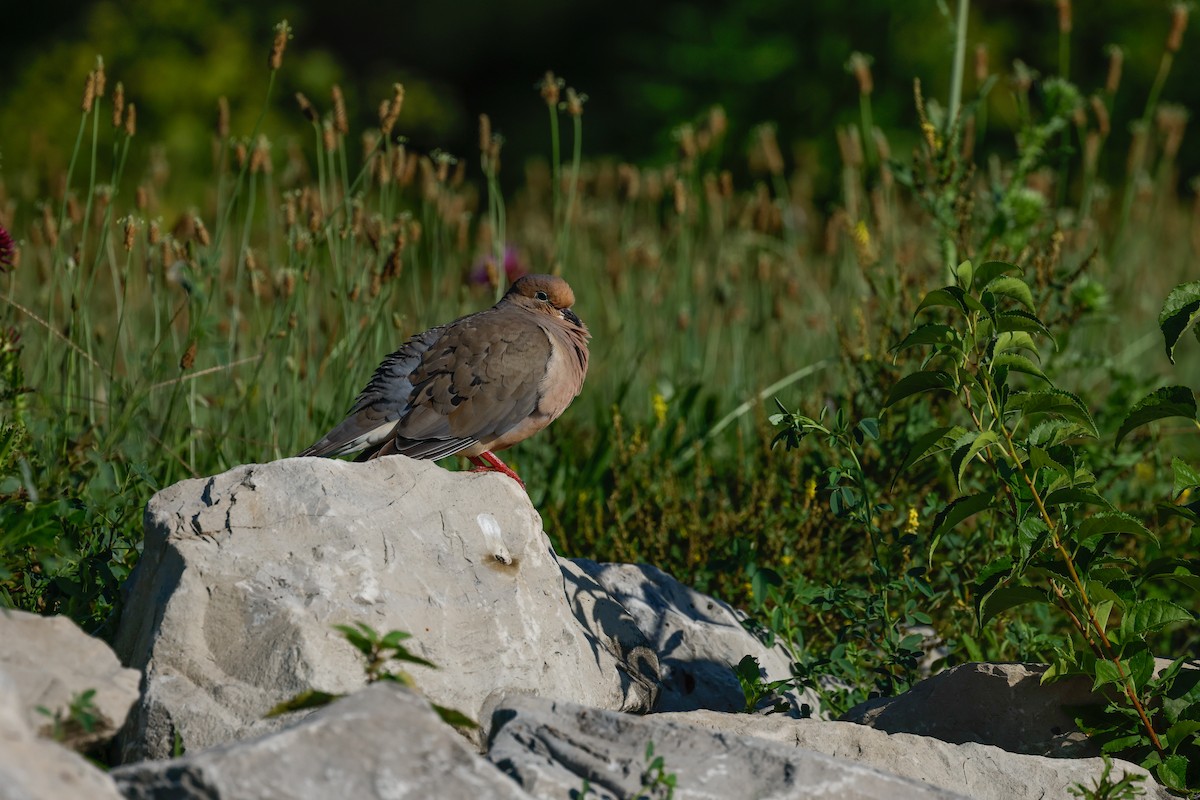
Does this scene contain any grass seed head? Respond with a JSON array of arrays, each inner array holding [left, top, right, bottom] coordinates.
[[111, 82, 124, 128], [539, 71, 562, 107], [269, 20, 291, 70], [295, 92, 318, 122], [81, 70, 96, 113], [565, 87, 586, 116], [1104, 45, 1124, 94], [381, 83, 405, 137], [846, 52, 874, 95], [1168, 2, 1189, 53], [1090, 95, 1111, 137], [124, 103, 137, 136], [974, 43, 989, 84], [1056, 0, 1072, 34], [331, 84, 348, 135], [216, 96, 230, 138]]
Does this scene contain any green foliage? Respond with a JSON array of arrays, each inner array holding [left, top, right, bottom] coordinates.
[[1068, 755, 1147, 800], [268, 623, 476, 731], [732, 654, 793, 715], [36, 688, 100, 748]]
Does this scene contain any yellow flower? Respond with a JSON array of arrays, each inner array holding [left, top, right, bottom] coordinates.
[[904, 507, 919, 534], [804, 477, 818, 504], [1181, 488, 1193, 504], [853, 220, 871, 248], [1134, 462, 1154, 483], [780, 554, 793, 567], [652, 392, 668, 426]]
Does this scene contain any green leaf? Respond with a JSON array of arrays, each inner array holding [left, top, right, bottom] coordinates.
[[991, 353, 1047, 382], [390, 647, 439, 670], [993, 331, 1039, 356], [891, 324, 961, 353], [1156, 754, 1189, 791], [915, 286, 987, 316], [891, 425, 964, 488], [1029, 445, 1069, 477], [1041, 486, 1111, 509], [1092, 658, 1124, 690], [955, 260, 974, 289], [1158, 280, 1200, 364], [1115, 386, 1197, 448], [985, 276, 1035, 312], [1074, 512, 1153, 541], [432, 703, 479, 730], [1164, 719, 1200, 753], [1125, 599, 1193, 635], [953, 430, 999, 489], [379, 630, 414, 649], [1172, 458, 1200, 496], [930, 494, 994, 562], [994, 310, 1053, 340], [1007, 389, 1098, 438], [265, 690, 341, 717], [975, 260, 1022, 288], [979, 585, 1046, 626], [885, 370, 957, 408], [856, 418, 880, 442]]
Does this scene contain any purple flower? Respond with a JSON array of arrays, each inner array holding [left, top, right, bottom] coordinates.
[[469, 245, 527, 286], [0, 224, 13, 273]]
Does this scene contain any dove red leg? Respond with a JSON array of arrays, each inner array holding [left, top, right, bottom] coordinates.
[[468, 451, 525, 489]]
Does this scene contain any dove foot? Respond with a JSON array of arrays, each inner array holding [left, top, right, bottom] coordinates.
[[467, 452, 526, 489]]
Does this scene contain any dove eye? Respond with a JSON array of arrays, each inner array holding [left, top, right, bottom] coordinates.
[[535, 291, 549, 301]]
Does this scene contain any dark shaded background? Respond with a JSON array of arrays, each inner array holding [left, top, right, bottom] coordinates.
[[1, 0, 1195, 204]]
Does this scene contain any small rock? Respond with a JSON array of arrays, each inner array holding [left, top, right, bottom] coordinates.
[[0, 609, 140, 753], [571, 560, 821, 716], [0, 671, 124, 800], [842, 662, 1099, 757], [656, 709, 1168, 800], [112, 683, 534, 800], [488, 694, 965, 799]]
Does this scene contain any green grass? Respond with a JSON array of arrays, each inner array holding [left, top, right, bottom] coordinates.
[[1, 13, 1198, 766]]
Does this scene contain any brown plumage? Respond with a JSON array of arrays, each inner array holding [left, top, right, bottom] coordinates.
[[297, 274, 590, 487]]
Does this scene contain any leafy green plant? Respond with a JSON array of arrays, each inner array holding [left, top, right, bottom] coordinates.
[[268, 623, 476, 731], [732, 654, 793, 714], [1068, 755, 1147, 800], [36, 688, 100, 746]]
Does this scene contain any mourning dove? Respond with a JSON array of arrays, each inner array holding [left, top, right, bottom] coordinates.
[[297, 274, 590, 488]]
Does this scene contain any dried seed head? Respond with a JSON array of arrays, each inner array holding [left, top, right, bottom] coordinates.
[[708, 105, 728, 140], [124, 103, 137, 136], [322, 119, 336, 152], [180, 341, 197, 371], [676, 124, 698, 161], [295, 92, 318, 122], [846, 52, 874, 95], [479, 114, 492, 155], [93, 56, 107, 99], [719, 170, 734, 198], [618, 164, 640, 201], [974, 43, 989, 84], [673, 178, 687, 216], [452, 159, 466, 188], [235, 140, 248, 170], [565, 87, 586, 116], [1168, 2, 1189, 53], [1104, 45, 1124, 94], [112, 81, 125, 128], [1084, 130, 1101, 173], [390, 145, 407, 184], [82, 70, 96, 113], [538, 71, 562, 107], [381, 83, 405, 137], [217, 96, 230, 138], [194, 216, 211, 247], [121, 216, 137, 251], [1056, 0, 1072, 34], [250, 135, 271, 174], [308, 201, 323, 233], [487, 135, 504, 174], [1156, 103, 1190, 160], [148, 218, 161, 245], [331, 84, 348, 135], [1090, 94, 1110, 137], [269, 20, 291, 70], [757, 124, 785, 176]]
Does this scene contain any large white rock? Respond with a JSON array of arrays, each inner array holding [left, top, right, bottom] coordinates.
[[488, 694, 966, 799], [114, 457, 659, 761], [112, 683, 534, 800], [0, 672, 124, 800], [655, 710, 1169, 800], [570, 560, 822, 715], [0, 608, 140, 752]]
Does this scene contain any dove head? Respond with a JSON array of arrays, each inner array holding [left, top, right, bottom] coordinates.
[[503, 274, 584, 327]]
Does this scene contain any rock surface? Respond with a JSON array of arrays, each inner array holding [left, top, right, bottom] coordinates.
[[657, 709, 1168, 800], [114, 457, 659, 761], [488, 694, 966, 799], [0, 608, 140, 752], [572, 560, 822, 716], [113, 683, 535, 800], [842, 662, 1100, 757], [0, 671, 124, 800]]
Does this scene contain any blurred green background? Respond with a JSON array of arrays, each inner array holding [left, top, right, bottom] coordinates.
[[2, 0, 1197, 205]]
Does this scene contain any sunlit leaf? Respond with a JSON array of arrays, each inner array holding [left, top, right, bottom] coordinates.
[[975, 260, 1022, 288], [1172, 458, 1200, 497], [979, 585, 1045, 626], [1158, 280, 1200, 364], [265, 690, 341, 717], [985, 276, 1035, 312], [885, 370, 957, 408], [1115, 386, 1197, 448]]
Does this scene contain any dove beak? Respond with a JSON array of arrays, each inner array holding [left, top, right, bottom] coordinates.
[[562, 308, 582, 326]]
